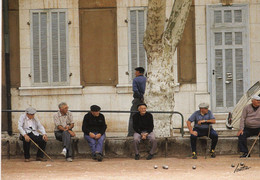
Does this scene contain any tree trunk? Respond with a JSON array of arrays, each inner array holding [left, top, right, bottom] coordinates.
[[144, 0, 192, 137]]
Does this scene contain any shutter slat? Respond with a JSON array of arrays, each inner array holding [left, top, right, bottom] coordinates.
[[235, 48, 243, 103], [51, 12, 59, 82], [40, 12, 48, 83], [138, 10, 145, 70], [59, 12, 67, 82], [33, 13, 40, 83]]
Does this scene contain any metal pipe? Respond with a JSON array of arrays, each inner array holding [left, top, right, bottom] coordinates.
[[3, 0, 12, 135]]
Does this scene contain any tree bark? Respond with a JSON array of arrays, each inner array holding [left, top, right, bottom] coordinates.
[[143, 0, 192, 137]]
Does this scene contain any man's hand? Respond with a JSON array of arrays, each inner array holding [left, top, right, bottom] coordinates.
[[141, 133, 148, 140], [68, 130, 76, 137], [237, 130, 243, 136], [65, 125, 70, 131], [89, 132, 96, 139], [198, 120, 206, 125], [191, 131, 198, 136], [95, 133, 101, 139], [24, 134, 30, 142], [43, 134, 48, 142]]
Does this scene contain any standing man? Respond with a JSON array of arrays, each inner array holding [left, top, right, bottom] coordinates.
[[18, 107, 48, 162], [53, 102, 75, 162], [237, 95, 260, 158], [133, 103, 157, 160], [82, 105, 107, 162], [128, 67, 146, 137], [187, 103, 218, 159]]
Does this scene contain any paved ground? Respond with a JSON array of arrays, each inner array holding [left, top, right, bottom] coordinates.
[[1, 155, 260, 180]]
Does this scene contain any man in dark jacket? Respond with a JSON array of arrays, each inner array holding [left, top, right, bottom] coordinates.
[[82, 105, 107, 161], [128, 67, 146, 136], [133, 103, 157, 160]]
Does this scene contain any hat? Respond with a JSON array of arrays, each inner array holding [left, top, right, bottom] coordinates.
[[252, 95, 260, 100], [90, 105, 101, 112], [25, 107, 37, 114], [135, 67, 145, 73], [137, 103, 147, 108], [198, 103, 209, 109]]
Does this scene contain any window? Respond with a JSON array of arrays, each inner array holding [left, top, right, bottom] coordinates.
[[31, 10, 68, 86], [128, 8, 147, 81], [207, 4, 249, 112]]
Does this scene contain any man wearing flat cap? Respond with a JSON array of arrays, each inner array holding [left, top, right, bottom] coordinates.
[[133, 103, 157, 160], [18, 107, 48, 162], [237, 94, 260, 158], [82, 105, 107, 161], [128, 67, 146, 137], [187, 103, 218, 159]]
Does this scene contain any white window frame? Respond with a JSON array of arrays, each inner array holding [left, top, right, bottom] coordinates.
[[206, 4, 250, 112], [30, 9, 69, 86], [128, 7, 147, 82]]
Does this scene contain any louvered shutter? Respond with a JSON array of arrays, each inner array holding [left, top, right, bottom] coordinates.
[[59, 12, 67, 82], [129, 9, 147, 80], [32, 12, 48, 84]]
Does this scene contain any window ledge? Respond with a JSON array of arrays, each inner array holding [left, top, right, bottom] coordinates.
[[18, 86, 83, 96], [116, 84, 133, 94]]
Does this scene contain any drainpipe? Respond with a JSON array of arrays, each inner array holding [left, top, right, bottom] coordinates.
[[3, 0, 12, 136]]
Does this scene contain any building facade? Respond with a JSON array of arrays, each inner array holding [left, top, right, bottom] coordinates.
[[2, 0, 260, 136]]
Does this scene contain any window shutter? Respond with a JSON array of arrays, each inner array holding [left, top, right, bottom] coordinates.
[[59, 12, 67, 82], [214, 10, 222, 23], [138, 10, 146, 70], [130, 10, 138, 80], [40, 12, 48, 83], [235, 48, 243, 103], [214, 32, 222, 46], [32, 12, 40, 83], [225, 32, 232, 45], [51, 12, 59, 83], [215, 49, 223, 107], [224, 10, 232, 23], [234, 10, 242, 22]]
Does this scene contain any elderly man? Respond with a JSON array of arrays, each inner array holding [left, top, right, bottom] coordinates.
[[82, 105, 107, 162], [237, 95, 260, 158], [127, 67, 146, 137], [53, 102, 75, 162], [187, 103, 218, 159], [18, 107, 48, 162], [133, 103, 157, 160]]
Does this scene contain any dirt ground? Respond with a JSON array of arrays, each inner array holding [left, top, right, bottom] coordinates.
[[1, 155, 260, 180]]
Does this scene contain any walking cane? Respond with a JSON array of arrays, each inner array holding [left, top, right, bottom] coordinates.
[[29, 137, 53, 162], [246, 132, 260, 158], [205, 125, 211, 159]]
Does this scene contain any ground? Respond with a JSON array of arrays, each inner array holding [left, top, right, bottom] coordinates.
[[1, 155, 260, 180]]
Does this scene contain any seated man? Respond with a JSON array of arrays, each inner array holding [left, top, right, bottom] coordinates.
[[133, 103, 157, 160], [82, 105, 107, 162], [53, 102, 75, 162], [18, 107, 48, 162], [237, 95, 260, 158], [187, 103, 218, 159]]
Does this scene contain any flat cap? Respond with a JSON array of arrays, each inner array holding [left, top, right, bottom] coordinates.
[[135, 67, 145, 73], [137, 103, 147, 108], [25, 107, 37, 114], [252, 95, 260, 100], [198, 103, 209, 109], [90, 105, 101, 112]]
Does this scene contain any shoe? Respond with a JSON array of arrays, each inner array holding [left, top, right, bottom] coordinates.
[[61, 148, 67, 157], [24, 159, 30, 162], [192, 152, 197, 159], [240, 152, 250, 158], [36, 157, 47, 161], [146, 154, 153, 160], [96, 153, 103, 162], [210, 149, 216, 158], [66, 157, 73, 162], [135, 154, 140, 160], [92, 154, 97, 160]]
